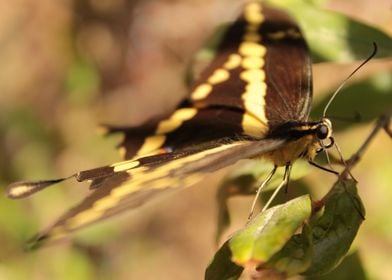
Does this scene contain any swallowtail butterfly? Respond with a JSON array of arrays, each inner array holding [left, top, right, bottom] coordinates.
[[7, 2, 337, 247]]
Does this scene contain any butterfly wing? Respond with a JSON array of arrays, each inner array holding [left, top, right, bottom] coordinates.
[[28, 139, 285, 246], [104, 107, 265, 159], [106, 3, 312, 160]]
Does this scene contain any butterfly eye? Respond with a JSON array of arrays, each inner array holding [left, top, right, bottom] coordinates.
[[316, 124, 329, 140]]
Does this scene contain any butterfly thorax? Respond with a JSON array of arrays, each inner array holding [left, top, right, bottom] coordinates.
[[261, 118, 333, 166], [262, 135, 317, 166]]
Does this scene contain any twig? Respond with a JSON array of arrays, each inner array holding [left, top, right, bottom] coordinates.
[[340, 112, 391, 179], [318, 112, 391, 218]]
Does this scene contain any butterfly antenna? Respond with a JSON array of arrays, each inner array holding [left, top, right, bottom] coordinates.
[[322, 42, 378, 118]]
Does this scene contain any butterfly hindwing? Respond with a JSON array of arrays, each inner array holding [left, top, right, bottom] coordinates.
[[189, 3, 312, 123]]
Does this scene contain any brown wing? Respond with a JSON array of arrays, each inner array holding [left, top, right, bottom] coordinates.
[[104, 106, 265, 160], [105, 3, 312, 160], [188, 3, 312, 124], [25, 139, 285, 247], [262, 6, 312, 124]]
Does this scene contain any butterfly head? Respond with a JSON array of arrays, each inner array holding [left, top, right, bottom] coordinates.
[[316, 118, 334, 149]]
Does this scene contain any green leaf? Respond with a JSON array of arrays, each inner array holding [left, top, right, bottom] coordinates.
[[306, 251, 367, 280], [205, 241, 244, 280], [303, 179, 365, 276], [311, 71, 392, 127], [229, 195, 312, 265], [215, 160, 310, 242], [267, 0, 392, 62], [264, 224, 313, 276]]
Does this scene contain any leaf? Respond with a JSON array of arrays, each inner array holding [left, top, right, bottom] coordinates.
[[310, 71, 392, 127], [263, 224, 313, 276], [267, 0, 392, 62], [303, 179, 365, 276], [305, 251, 367, 280], [229, 195, 312, 266], [215, 160, 310, 242], [205, 241, 244, 280]]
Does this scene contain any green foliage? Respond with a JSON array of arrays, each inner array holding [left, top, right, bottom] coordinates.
[[207, 179, 365, 279], [205, 241, 243, 280], [266, 0, 392, 62], [200, 0, 392, 64], [229, 195, 312, 265], [311, 71, 392, 127], [215, 160, 310, 241], [306, 251, 367, 280], [304, 180, 365, 275]]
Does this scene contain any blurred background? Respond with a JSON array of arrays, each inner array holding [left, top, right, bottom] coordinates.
[[0, 0, 391, 279]]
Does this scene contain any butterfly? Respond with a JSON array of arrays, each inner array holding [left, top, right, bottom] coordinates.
[[7, 2, 336, 247]]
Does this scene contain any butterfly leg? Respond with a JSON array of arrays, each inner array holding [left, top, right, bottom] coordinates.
[[284, 162, 292, 194], [308, 160, 339, 175], [261, 164, 292, 212], [247, 165, 277, 221]]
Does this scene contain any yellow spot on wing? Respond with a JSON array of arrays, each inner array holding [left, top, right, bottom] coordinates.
[[239, 42, 266, 57], [92, 195, 120, 212], [208, 69, 230, 84], [244, 2, 264, 25], [112, 160, 139, 172], [156, 108, 198, 134], [242, 113, 268, 137], [192, 53, 243, 101], [243, 100, 267, 124], [287, 28, 301, 39], [136, 135, 166, 156], [47, 227, 68, 242], [223, 54, 242, 69], [240, 69, 265, 83], [170, 108, 198, 122], [267, 31, 286, 40], [245, 82, 267, 97], [242, 56, 264, 69], [156, 120, 182, 134], [136, 108, 198, 156], [191, 83, 213, 100], [8, 185, 34, 198], [66, 210, 102, 229]]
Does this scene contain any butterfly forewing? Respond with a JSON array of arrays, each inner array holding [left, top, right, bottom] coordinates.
[[30, 139, 285, 245], [262, 7, 312, 123], [107, 3, 312, 160]]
